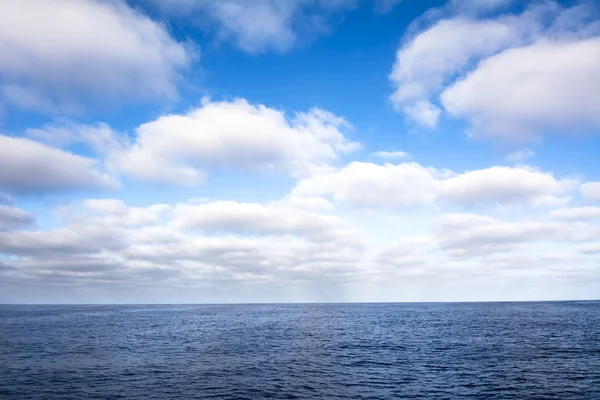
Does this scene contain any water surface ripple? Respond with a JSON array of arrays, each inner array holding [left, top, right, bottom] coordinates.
[[1, 302, 599, 399]]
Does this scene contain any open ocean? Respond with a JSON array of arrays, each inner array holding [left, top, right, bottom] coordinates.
[[0, 302, 598, 399]]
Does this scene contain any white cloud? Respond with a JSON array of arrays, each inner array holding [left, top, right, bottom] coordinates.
[[390, 15, 526, 127], [292, 162, 577, 208], [390, 1, 600, 141], [270, 196, 336, 212], [0, 225, 129, 256], [172, 200, 361, 245], [26, 121, 121, 152], [83, 199, 129, 215], [442, 38, 600, 143], [79, 199, 171, 227], [440, 166, 577, 207], [0, 0, 189, 111], [434, 213, 597, 257], [0, 197, 368, 302], [579, 243, 600, 254], [549, 207, 600, 221], [0, 135, 117, 195], [580, 182, 600, 202], [403, 100, 441, 128], [111, 98, 359, 185], [2, 193, 599, 302], [292, 162, 444, 207], [0, 205, 34, 230], [371, 150, 410, 160]]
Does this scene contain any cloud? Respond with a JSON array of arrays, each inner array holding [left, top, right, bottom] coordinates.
[[0, 135, 117, 195], [142, 0, 405, 54], [143, 0, 360, 54], [0, 225, 129, 257], [580, 182, 600, 202], [442, 38, 600, 143], [172, 200, 361, 245], [109, 98, 359, 185], [440, 166, 577, 207], [26, 121, 120, 151], [403, 100, 441, 128], [0, 197, 367, 301], [434, 213, 597, 257], [579, 243, 600, 254], [389, 15, 527, 127], [292, 162, 444, 207], [506, 148, 534, 162], [375, 235, 435, 273], [372, 0, 403, 13], [389, 1, 600, 141], [371, 150, 410, 159], [0, 205, 34, 230], [451, 0, 518, 14], [2, 194, 599, 302], [83, 199, 129, 215], [270, 196, 336, 212], [0, 0, 189, 112], [549, 207, 600, 221], [80, 199, 171, 227], [292, 162, 577, 208]]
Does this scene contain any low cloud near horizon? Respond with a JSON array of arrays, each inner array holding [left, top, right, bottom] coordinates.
[[1, 0, 599, 303]]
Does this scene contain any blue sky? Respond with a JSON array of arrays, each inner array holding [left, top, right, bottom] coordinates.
[[0, 0, 599, 303]]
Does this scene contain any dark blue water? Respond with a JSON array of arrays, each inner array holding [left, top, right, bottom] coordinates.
[[1, 302, 599, 399]]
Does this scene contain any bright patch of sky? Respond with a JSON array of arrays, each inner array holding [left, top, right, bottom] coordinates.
[[1, 0, 599, 303]]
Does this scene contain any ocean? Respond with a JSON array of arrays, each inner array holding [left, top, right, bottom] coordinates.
[[1, 302, 598, 399]]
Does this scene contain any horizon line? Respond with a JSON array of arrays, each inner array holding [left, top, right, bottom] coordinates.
[[2, 299, 598, 306]]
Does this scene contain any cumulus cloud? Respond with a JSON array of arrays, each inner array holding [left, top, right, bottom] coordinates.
[[99, 98, 359, 185], [0, 197, 368, 301], [292, 162, 577, 208], [0, 135, 117, 195], [375, 235, 436, 274], [580, 182, 600, 202], [442, 38, 600, 143], [390, 1, 600, 141], [292, 162, 445, 207], [172, 200, 361, 245], [389, 15, 528, 127], [23, 99, 360, 186], [0, 225, 129, 257], [0, 0, 189, 112], [579, 243, 600, 254], [2, 193, 599, 302], [549, 207, 600, 221], [79, 199, 171, 227], [0, 205, 34, 230], [270, 196, 336, 212], [434, 213, 597, 257], [26, 121, 121, 151], [440, 166, 577, 207]]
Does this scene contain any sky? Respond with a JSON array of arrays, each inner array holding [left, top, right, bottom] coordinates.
[[1, 0, 599, 304]]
